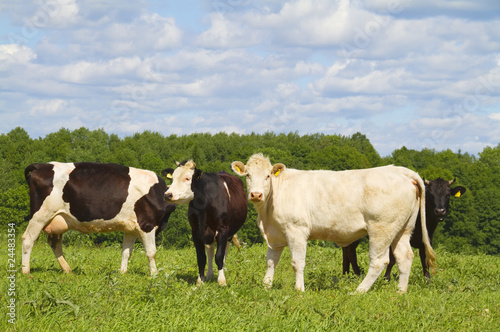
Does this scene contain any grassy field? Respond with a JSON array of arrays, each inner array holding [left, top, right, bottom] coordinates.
[[2, 235, 499, 331]]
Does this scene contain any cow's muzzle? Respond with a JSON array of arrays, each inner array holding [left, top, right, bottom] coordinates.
[[435, 208, 447, 221], [250, 192, 263, 202], [164, 192, 174, 202]]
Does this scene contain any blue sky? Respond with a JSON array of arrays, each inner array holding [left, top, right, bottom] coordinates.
[[1, 0, 499, 156]]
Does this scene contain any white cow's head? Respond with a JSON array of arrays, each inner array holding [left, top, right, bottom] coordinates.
[[162, 160, 197, 205], [231, 153, 285, 204]]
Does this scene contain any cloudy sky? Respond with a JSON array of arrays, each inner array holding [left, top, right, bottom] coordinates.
[[1, 0, 499, 156]]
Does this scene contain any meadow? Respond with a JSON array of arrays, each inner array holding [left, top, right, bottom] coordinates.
[[2, 236, 499, 332]]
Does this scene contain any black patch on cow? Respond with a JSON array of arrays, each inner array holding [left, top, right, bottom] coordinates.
[[25, 163, 55, 217], [62, 162, 131, 222], [134, 175, 176, 233]]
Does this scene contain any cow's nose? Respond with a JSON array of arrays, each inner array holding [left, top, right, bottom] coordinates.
[[435, 208, 446, 216], [250, 192, 263, 201], [165, 192, 173, 201]]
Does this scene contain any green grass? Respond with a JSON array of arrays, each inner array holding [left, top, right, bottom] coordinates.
[[2, 236, 499, 331]]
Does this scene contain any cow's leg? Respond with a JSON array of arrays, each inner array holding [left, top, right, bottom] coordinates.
[[22, 219, 48, 274], [288, 236, 308, 291], [139, 231, 157, 275], [120, 233, 137, 274], [47, 234, 71, 273], [263, 246, 284, 289], [193, 231, 207, 285], [205, 242, 215, 281], [391, 232, 414, 293], [224, 238, 230, 267], [356, 237, 390, 293], [383, 247, 396, 281], [343, 241, 361, 276], [214, 232, 229, 286]]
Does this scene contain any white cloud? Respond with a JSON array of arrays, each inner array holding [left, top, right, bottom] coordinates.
[[49, 0, 80, 27], [196, 14, 262, 48], [0, 44, 37, 64], [57, 57, 143, 84], [489, 113, 500, 121], [28, 98, 68, 116]]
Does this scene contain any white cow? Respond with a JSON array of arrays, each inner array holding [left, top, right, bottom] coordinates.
[[232, 154, 436, 293]]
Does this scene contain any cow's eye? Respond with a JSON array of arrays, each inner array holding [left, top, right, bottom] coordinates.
[[246, 174, 250, 179], [266, 175, 270, 180], [185, 177, 191, 181]]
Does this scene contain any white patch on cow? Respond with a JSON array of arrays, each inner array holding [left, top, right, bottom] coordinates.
[[223, 180, 231, 200], [218, 269, 227, 286]]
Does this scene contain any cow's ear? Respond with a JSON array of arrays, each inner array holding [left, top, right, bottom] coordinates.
[[451, 186, 466, 198], [193, 168, 203, 180], [272, 163, 286, 177], [231, 161, 246, 176], [162, 168, 175, 180]]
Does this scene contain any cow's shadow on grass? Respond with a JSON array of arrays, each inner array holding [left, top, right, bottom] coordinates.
[[175, 271, 199, 285], [305, 271, 366, 291], [25, 266, 74, 274]]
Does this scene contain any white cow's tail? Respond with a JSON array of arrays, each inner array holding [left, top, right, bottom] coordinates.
[[232, 234, 242, 253], [416, 175, 437, 273]]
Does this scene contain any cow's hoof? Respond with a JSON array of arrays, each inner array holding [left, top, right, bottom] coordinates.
[[352, 286, 369, 294]]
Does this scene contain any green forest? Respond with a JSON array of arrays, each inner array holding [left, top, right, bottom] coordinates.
[[1, 127, 499, 255]]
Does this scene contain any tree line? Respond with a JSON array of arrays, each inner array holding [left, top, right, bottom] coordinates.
[[1, 127, 499, 255]]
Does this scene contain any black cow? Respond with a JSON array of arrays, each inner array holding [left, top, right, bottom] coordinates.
[[22, 162, 176, 275], [342, 178, 466, 279], [162, 160, 247, 286]]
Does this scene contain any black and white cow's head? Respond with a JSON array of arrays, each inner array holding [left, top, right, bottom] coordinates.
[[162, 160, 201, 205], [425, 178, 466, 221]]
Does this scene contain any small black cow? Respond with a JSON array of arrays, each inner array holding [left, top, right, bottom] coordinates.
[[22, 162, 176, 275], [163, 160, 247, 286], [342, 178, 466, 279]]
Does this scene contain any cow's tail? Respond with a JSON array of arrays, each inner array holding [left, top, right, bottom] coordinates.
[[232, 234, 242, 252], [416, 174, 437, 273]]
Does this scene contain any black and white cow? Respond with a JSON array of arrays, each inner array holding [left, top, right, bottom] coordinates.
[[22, 162, 176, 275], [342, 177, 466, 279], [162, 160, 247, 286]]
